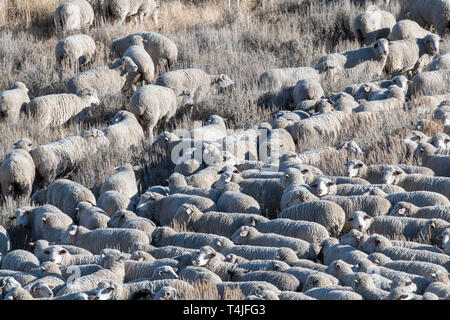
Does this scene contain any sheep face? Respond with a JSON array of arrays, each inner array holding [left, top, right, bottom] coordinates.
[[13, 207, 33, 228], [173, 203, 199, 227], [215, 74, 234, 90], [119, 56, 139, 73], [391, 76, 410, 92], [345, 159, 364, 177], [374, 38, 389, 58], [390, 276, 417, 294], [41, 246, 68, 265], [347, 211, 372, 232], [440, 228, 450, 254], [423, 34, 441, 55], [337, 141, 362, 156], [430, 133, 450, 150], [310, 177, 335, 197], [339, 229, 365, 248], [413, 143, 435, 161], [136, 191, 164, 216], [192, 246, 217, 267], [94, 280, 119, 300], [154, 287, 180, 300], [353, 273, 376, 290], [11, 81, 28, 92], [30, 282, 54, 299], [404, 130, 427, 143], [13, 138, 33, 151], [381, 166, 405, 185], [152, 266, 178, 280], [360, 234, 392, 254]]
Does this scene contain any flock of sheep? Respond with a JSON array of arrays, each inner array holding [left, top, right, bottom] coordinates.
[[0, 0, 450, 301]]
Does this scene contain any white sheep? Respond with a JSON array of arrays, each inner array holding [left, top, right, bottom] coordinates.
[[389, 201, 450, 223], [76, 201, 110, 229], [58, 224, 149, 254], [413, 142, 450, 177], [428, 52, 450, 71], [31, 179, 96, 220], [402, 0, 450, 36], [0, 82, 30, 122], [107, 209, 156, 236], [25, 88, 99, 129], [353, 5, 396, 45], [215, 182, 262, 215], [389, 19, 432, 41], [54, 0, 94, 33], [110, 32, 176, 74], [123, 35, 155, 86], [156, 68, 234, 104], [385, 34, 442, 76], [315, 38, 389, 76], [103, 110, 144, 149], [409, 70, 450, 97], [258, 67, 321, 93], [96, 190, 134, 217], [65, 57, 139, 98], [100, 163, 140, 206], [293, 78, 324, 106], [0, 138, 35, 199], [127, 84, 193, 134], [55, 34, 96, 72], [385, 191, 450, 208], [104, 0, 158, 25]]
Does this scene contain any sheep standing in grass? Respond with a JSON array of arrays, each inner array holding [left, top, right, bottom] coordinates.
[[0, 82, 30, 122], [104, 0, 159, 25], [54, 0, 94, 33], [353, 6, 396, 45], [30, 129, 109, 187], [0, 138, 35, 200], [258, 67, 321, 93], [315, 39, 389, 76], [110, 32, 177, 74], [128, 84, 193, 135], [409, 70, 450, 97], [293, 78, 324, 106], [385, 34, 442, 76], [428, 52, 450, 71], [156, 68, 234, 104], [25, 88, 99, 129], [66, 57, 139, 98], [55, 34, 96, 72], [123, 35, 155, 87], [100, 163, 140, 207], [414, 142, 450, 177], [389, 20, 432, 41], [76, 202, 110, 230], [402, 0, 450, 36], [103, 111, 144, 149]]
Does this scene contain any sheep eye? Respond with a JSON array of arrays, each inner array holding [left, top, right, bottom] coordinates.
[[348, 218, 354, 221], [59, 250, 67, 255], [312, 184, 318, 188], [44, 250, 50, 255]]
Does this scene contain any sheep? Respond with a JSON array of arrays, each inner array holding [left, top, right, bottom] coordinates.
[[97, 190, 134, 217], [103, 110, 144, 150], [215, 182, 262, 215], [353, 5, 396, 45], [425, 282, 450, 299], [110, 32, 177, 74], [54, 0, 94, 33], [278, 200, 346, 237], [354, 85, 406, 112], [93, 279, 193, 300], [168, 173, 220, 202], [3, 283, 34, 300], [128, 84, 193, 134], [347, 211, 450, 242], [389, 202, 450, 223], [232, 270, 300, 292], [104, 0, 158, 25], [314, 38, 389, 76], [30, 129, 109, 187], [402, 0, 450, 36], [383, 167, 450, 198], [123, 35, 155, 86], [230, 226, 316, 260], [353, 258, 429, 294], [429, 133, 450, 150], [385, 191, 450, 208], [172, 203, 268, 237], [237, 260, 291, 272], [100, 163, 140, 206], [55, 251, 127, 297], [303, 287, 362, 300], [184, 115, 229, 142], [385, 34, 442, 76], [0, 82, 30, 121], [360, 234, 450, 271], [152, 286, 180, 300], [31, 179, 96, 220], [156, 68, 234, 104], [0, 138, 35, 199], [75, 202, 110, 229], [55, 34, 96, 71], [251, 218, 330, 251], [258, 67, 321, 93], [216, 281, 280, 299], [25, 88, 99, 129], [413, 142, 450, 177], [334, 184, 405, 196], [320, 237, 368, 265], [58, 224, 149, 254], [12, 205, 73, 242], [65, 57, 139, 98], [345, 159, 435, 184], [136, 192, 217, 226], [30, 239, 93, 258], [24, 281, 56, 299], [107, 209, 156, 236], [123, 260, 179, 283], [428, 52, 450, 71], [258, 128, 296, 163], [321, 194, 393, 218], [382, 260, 449, 284], [352, 272, 390, 300], [289, 111, 351, 147], [177, 266, 223, 286], [409, 70, 450, 97], [293, 78, 324, 106], [1, 250, 40, 273], [389, 19, 432, 41]]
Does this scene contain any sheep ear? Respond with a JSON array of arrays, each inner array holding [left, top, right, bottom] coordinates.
[[364, 86, 370, 92], [41, 217, 47, 223], [398, 208, 406, 215], [250, 219, 256, 227], [356, 163, 363, 168], [375, 239, 381, 245], [399, 294, 409, 300], [185, 208, 192, 215], [354, 279, 358, 284], [364, 215, 372, 220], [68, 228, 77, 236], [240, 230, 249, 237], [431, 273, 437, 278], [215, 240, 222, 247], [172, 267, 178, 273]]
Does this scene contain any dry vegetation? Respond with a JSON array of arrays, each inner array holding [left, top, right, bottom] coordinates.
[[0, 0, 447, 252]]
